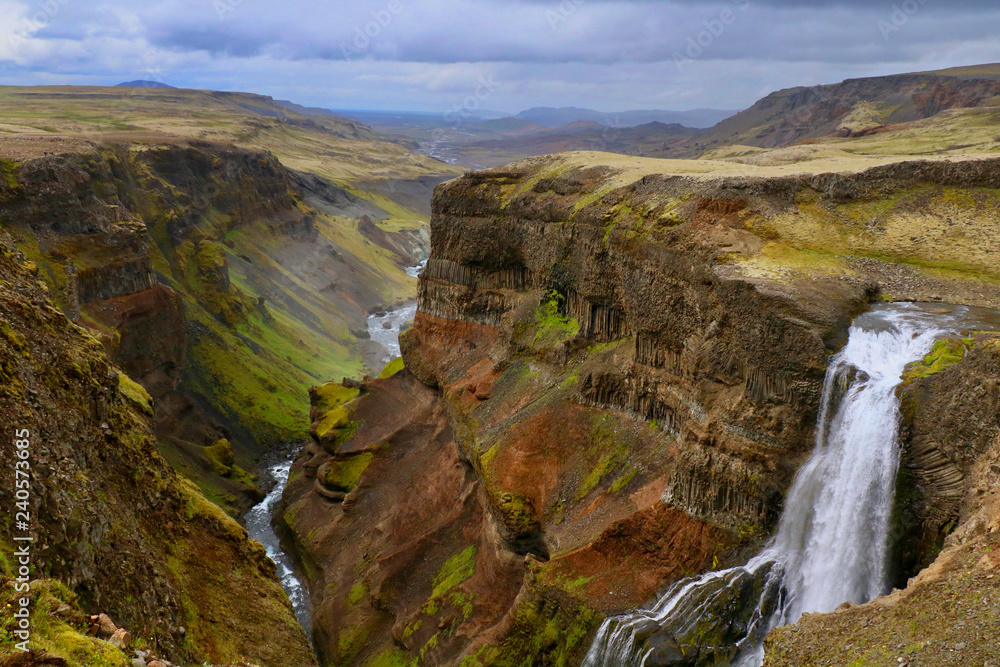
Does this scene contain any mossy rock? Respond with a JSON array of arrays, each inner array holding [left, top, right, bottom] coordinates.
[[320, 452, 374, 492], [461, 589, 601, 667], [902, 338, 971, 385], [0, 318, 30, 354], [204, 438, 235, 476], [496, 492, 539, 539], [378, 356, 405, 379], [314, 403, 361, 452], [432, 546, 477, 599], [311, 382, 361, 414], [118, 372, 153, 415], [532, 291, 580, 349]]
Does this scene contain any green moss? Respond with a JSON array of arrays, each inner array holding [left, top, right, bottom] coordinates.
[[533, 291, 579, 348], [431, 546, 477, 599], [903, 338, 970, 383], [323, 452, 374, 492], [347, 580, 367, 606], [0, 319, 29, 354], [315, 405, 356, 439], [497, 493, 537, 537], [204, 438, 236, 476], [0, 558, 130, 667], [368, 647, 413, 667], [402, 620, 422, 639], [118, 372, 153, 415], [609, 468, 638, 494], [337, 622, 370, 665], [378, 356, 405, 378], [576, 413, 629, 500], [313, 382, 361, 413], [468, 594, 601, 667], [0, 159, 18, 190]]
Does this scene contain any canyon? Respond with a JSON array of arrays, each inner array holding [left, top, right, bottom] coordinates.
[[4, 67, 1000, 667], [0, 87, 451, 665], [280, 150, 1000, 666]]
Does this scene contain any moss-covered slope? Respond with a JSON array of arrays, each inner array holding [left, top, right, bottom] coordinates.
[[0, 229, 315, 666], [0, 141, 429, 515]]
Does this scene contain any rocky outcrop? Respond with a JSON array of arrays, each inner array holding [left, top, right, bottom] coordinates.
[[0, 231, 315, 666]]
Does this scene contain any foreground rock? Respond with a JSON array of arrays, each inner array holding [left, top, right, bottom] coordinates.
[[281, 151, 1000, 665]]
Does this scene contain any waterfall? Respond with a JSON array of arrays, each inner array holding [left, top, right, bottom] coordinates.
[[585, 303, 995, 667]]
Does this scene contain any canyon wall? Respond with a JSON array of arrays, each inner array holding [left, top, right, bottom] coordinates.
[[0, 230, 315, 665], [0, 141, 429, 516]]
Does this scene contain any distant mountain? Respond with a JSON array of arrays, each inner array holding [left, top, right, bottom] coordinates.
[[115, 80, 175, 88], [667, 63, 1000, 158], [513, 107, 738, 129], [466, 120, 696, 158], [276, 99, 341, 117]]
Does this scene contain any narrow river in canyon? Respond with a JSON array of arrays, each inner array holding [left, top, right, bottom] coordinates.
[[585, 302, 1000, 667], [245, 261, 425, 637]]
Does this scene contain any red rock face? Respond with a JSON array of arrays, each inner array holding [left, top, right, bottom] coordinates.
[[81, 285, 187, 398]]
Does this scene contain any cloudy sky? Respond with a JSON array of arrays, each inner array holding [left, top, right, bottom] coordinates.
[[1, 0, 999, 114]]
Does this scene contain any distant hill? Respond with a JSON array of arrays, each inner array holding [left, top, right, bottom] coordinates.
[[513, 106, 738, 129], [463, 120, 697, 162], [276, 99, 341, 117], [667, 63, 1000, 158], [115, 80, 175, 88]]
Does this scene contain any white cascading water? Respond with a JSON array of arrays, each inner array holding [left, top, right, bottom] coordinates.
[[585, 303, 995, 667]]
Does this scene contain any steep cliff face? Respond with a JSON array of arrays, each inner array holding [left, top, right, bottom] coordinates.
[[280, 151, 1000, 667], [0, 141, 429, 515], [0, 231, 315, 666]]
